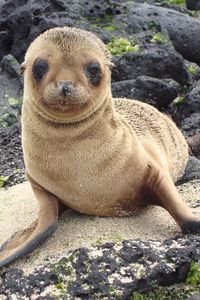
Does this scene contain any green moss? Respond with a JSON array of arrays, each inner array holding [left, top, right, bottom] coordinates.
[[173, 96, 184, 106], [8, 97, 22, 106], [168, 0, 185, 4], [109, 285, 122, 298], [53, 256, 74, 277], [131, 283, 200, 300], [147, 20, 161, 33], [107, 37, 139, 56], [14, 168, 20, 174], [187, 64, 199, 76], [0, 114, 9, 128], [94, 237, 104, 246], [186, 262, 200, 285], [103, 25, 118, 32], [191, 10, 200, 18], [151, 32, 168, 44], [132, 292, 145, 300], [0, 175, 8, 188], [89, 16, 119, 32], [51, 256, 77, 298], [55, 282, 65, 294], [91, 23, 98, 29]]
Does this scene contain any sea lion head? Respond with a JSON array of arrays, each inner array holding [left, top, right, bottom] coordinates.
[[22, 27, 113, 122]]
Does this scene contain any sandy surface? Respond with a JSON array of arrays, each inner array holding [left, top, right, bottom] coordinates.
[[0, 180, 200, 274]]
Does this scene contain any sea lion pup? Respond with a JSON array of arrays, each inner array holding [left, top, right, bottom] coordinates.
[[0, 27, 200, 268]]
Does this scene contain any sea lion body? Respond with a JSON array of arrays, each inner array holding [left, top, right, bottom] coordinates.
[[22, 97, 188, 217], [0, 27, 199, 268]]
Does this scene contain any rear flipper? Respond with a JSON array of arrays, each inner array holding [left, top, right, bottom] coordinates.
[[0, 183, 61, 268], [146, 163, 200, 234]]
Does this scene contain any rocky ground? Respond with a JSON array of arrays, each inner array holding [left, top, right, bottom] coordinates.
[[1, 235, 200, 300], [0, 0, 200, 299]]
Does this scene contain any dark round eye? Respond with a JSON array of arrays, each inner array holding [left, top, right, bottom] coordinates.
[[32, 58, 49, 82], [85, 61, 102, 86]]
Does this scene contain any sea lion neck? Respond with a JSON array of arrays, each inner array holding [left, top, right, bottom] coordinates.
[[23, 93, 117, 139]]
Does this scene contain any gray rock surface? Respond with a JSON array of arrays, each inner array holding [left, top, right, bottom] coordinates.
[[0, 1, 200, 298], [112, 45, 189, 86], [112, 76, 179, 109], [181, 113, 200, 137], [177, 156, 200, 184], [186, 0, 200, 10], [180, 83, 200, 119], [124, 3, 200, 64], [1, 0, 200, 65], [0, 235, 200, 299]]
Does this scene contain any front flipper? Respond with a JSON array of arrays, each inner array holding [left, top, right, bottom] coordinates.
[[146, 163, 200, 234], [0, 183, 60, 268]]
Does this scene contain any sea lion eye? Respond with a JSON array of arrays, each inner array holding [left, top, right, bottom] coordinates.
[[85, 61, 102, 86], [32, 58, 49, 82]]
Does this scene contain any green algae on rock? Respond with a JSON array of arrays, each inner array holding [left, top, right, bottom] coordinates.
[[107, 37, 140, 56]]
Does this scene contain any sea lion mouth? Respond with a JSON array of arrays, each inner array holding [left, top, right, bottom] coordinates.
[[42, 84, 90, 113], [42, 97, 89, 113]]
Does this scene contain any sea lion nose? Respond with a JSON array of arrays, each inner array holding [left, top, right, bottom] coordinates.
[[58, 80, 73, 96]]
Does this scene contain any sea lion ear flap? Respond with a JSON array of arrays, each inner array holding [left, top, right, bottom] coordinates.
[[108, 61, 115, 70], [105, 60, 115, 70], [20, 62, 26, 75]]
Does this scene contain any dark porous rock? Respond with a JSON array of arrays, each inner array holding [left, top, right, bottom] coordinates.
[[134, 0, 190, 14], [112, 45, 189, 86], [1, 1, 200, 68], [82, 0, 123, 18], [118, 240, 144, 263], [187, 133, 200, 158], [0, 267, 58, 297], [0, 122, 25, 187], [0, 0, 33, 62], [0, 55, 23, 131], [0, 54, 21, 78], [181, 113, 200, 137], [180, 84, 200, 119], [112, 76, 179, 109], [125, 3, 200, 65], [0, 0, 85, 62], [4, 111, 19, 127], [177, 156, 200, 185], [133, 76, 179, 109], [186, 0, 200, 10], [112, 79, 137, 99], [1, 235, 200, 299]]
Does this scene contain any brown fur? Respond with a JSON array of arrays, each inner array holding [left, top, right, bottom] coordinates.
[[0, 27, 199, 267], [22, 27, 188, 217]]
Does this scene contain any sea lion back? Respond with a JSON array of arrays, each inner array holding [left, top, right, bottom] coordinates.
[[114, 98, 188, 182]]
